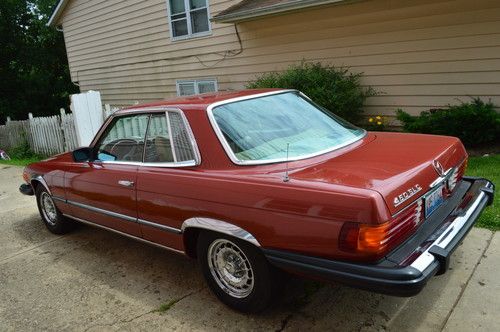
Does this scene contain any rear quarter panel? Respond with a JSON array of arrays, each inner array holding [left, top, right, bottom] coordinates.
[[137, 167, 387, 261]]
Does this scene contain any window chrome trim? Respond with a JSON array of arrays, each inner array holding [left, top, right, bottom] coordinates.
[[91, 107, 201, 168], [63, 214, 185, 255], [206, 90, 367, 166]]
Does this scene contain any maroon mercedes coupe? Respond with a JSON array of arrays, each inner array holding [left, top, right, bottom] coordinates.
[[20, 90, 494, 312]]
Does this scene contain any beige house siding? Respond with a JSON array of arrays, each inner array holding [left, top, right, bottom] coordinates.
[[57, 0, 500, 118]]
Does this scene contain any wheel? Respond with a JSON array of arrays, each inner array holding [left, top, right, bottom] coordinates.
[[35, 186, 74, 234], [197, 231, 282, 313]]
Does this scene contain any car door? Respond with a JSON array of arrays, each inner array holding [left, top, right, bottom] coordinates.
[[64, 113, 150, 237], [136, 110, 201, 250]]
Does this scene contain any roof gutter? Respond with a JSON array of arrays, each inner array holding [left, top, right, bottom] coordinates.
[[47, 0, 68, 27], [212, 0, 351, 23]]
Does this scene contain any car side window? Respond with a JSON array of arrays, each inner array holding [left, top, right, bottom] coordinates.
[[144, 114, 174, 163], [144, 111, 197, 164], [96, 114, 149, 162]]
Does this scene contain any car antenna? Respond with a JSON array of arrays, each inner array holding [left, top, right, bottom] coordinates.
[[283, 143, 290, 182]]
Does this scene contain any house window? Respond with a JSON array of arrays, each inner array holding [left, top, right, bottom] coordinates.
[[168, 0, 211, 40], [176, 79, 218, 96]]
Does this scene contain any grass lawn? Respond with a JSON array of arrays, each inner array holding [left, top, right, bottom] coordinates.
[[0, 157, 44, 167], [466, 154, 499, 231]]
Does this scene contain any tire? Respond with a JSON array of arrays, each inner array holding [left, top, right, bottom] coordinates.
[[35, 185, 74, 235], [197, 231, 282, 313]]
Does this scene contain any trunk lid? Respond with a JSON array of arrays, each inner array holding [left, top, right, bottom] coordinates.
[[292, 132, 467, 216]]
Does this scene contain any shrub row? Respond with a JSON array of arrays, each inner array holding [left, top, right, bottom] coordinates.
[[396, 99, 500, 147], [247, 62, 377, 124], [249, 62, 499, 147]]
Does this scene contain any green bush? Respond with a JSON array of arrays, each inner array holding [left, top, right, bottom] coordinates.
[[246, 62, 377, 124], [7, 136, 38, 159], [396, 98, 500, 147]]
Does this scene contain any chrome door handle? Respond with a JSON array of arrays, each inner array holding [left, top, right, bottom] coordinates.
[[118, 180, 134, 187]]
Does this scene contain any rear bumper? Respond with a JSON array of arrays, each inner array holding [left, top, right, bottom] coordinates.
[[264, 177, 495, 297], [19, 183, 34, 196]]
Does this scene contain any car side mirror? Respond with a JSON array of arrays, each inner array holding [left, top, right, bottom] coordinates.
[[72, 147, 93, 162]]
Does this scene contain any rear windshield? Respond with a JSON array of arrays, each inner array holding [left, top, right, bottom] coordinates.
[[210, 91, 365, 164]]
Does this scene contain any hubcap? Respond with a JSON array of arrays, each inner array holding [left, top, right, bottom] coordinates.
[[40, 192, 57, 226], [207, 239, 254, 298]]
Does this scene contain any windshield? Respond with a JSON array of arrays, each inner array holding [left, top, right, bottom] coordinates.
[[210, 91, 366, 164]]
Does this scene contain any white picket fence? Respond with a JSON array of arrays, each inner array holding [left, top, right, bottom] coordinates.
[[0, 105, 119, 156]]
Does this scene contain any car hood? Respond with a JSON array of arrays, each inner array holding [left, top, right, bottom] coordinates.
[[291, 132, 467, 215]]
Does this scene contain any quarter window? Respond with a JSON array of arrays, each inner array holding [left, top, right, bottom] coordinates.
[[144, 114, 174, 163], [168, 0, 211, 40], [144, 111, 198, 164], [177, 79, 218, 96]]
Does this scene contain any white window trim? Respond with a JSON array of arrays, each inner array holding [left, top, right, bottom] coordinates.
[[176, 79, 218, 96], [166, 0, 212, 41]]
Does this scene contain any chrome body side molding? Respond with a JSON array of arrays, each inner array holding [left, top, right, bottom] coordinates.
[[66, 199, 137, 223], [63, 214, 185, 255], [137, 218, 182, 234], [182, 217, 261, 247], [52, 196, 66, 203], [50, 196, 259, 246], [61, 198, 183, 234]]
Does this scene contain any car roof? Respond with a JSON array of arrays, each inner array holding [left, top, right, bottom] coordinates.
[[117, 88, 288, 114]]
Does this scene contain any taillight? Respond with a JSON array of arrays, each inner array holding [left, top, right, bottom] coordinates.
[[448, 159, 467, 192], [340, 199, 423, 256]]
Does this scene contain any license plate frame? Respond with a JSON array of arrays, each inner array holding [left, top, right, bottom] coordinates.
[[425, 183, 445, 218]]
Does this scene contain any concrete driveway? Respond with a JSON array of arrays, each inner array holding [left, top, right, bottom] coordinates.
[[0, 165, 498, 331]]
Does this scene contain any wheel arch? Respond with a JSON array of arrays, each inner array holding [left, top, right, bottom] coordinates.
[[181, 217, 261, 259], [30, 175, 51, 195]]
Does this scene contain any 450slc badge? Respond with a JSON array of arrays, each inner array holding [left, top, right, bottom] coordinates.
[[393, 184, 422, 207]]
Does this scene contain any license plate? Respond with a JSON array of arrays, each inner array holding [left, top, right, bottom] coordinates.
[[425, 184, 444, 217]]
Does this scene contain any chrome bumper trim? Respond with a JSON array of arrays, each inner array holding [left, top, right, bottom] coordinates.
[[410, 181, 492, 273]]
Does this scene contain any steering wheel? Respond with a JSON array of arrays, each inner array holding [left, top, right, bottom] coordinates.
[[102, 139, 139, 161]]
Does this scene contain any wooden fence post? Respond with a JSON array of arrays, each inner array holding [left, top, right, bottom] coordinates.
[[1, 100, 127, 156]]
